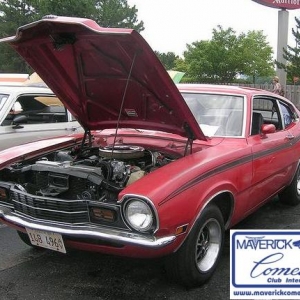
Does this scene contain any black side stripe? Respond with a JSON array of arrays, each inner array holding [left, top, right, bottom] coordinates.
[[159, 136, 300, 205]]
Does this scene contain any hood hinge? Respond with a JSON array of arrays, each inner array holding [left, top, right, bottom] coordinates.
[[81, 129, 92, 148], [183, 122, 195, 155]]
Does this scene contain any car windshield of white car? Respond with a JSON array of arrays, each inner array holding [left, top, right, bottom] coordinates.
[[182, 93, 244, 137]]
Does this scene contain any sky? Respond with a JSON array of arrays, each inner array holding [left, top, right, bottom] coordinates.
[[127, 0, 300, 58]]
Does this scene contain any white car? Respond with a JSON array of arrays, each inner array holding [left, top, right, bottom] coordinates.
[[0, 85, 82, 150]]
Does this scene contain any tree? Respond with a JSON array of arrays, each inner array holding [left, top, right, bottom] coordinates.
[[182, 26, 240, 83], [31, 0, 96, 19], [276, 16, 300, 82], [93, 0, 144, 31], [182, 26, 274, 83], [240, 30, 274, 83], [0, 0, 38, 72], [155, 51, 179, 70], [30, 0, 144, 31], [0, 0, 144, 73]]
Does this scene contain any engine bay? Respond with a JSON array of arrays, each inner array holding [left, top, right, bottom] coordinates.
[[1, 144, 177, 203]]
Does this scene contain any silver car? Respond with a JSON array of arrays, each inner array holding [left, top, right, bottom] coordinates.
[[0, 85, 81, 150]]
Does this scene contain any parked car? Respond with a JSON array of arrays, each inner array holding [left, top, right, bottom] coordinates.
[[0, 85, 82, 150], [0, 16, 300, 288]]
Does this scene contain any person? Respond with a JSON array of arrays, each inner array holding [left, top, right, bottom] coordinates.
[[272, 76, 285, 96], [9, 101, 23, 114]]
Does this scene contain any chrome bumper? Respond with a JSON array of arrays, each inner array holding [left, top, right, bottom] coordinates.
[[0, 206, 176, 248]]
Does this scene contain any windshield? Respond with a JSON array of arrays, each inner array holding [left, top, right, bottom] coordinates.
[[181, 93, 245, 137], [0, 94, 9, 111]]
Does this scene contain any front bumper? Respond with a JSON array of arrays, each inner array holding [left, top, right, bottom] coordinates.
[[0, 206, 176, 248]]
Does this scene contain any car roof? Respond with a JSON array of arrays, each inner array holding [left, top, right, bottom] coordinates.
[[0, 85, 54, 94], [177, 83, 271, 95]]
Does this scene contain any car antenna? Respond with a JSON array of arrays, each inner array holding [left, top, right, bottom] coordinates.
[[110, 50, 138, 161]]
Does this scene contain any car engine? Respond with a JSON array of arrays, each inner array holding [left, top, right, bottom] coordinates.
[[1, 144, 176, 203]]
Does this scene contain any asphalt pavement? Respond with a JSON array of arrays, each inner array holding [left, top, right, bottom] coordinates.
[[0, 196, 299, 300]]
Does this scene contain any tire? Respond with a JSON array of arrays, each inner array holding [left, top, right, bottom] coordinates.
[[279, 164, 300, 206], [165, 205, 224, 288]]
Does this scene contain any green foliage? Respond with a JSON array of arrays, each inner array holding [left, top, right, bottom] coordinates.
[[276, 16, 300, 82], [155, 51, 179, 70], [0, 0, 38, 72], [0, 2, 276, 83], [0, 0, 144, 72], [241, 30, 275, 83], [30, 0, 96, 18], [93, 0, 144, 31], [181, 26, 274, 83], [30, 0, 144, 31]]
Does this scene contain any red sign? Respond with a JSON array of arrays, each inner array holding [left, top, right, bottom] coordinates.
[[252, 0, 300, 10]]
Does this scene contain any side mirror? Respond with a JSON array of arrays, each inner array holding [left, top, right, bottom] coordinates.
[[261, 124, 276, 134], [12, 115, 27, 129]]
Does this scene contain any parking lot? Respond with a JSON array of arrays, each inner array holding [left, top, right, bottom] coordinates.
[[1, 196, 299, 300]]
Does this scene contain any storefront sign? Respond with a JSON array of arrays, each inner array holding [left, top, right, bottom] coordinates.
[[252, 0, 300, 10]]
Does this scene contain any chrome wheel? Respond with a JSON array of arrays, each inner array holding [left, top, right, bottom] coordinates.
[[165, 205, 224, 288], [297, 172, 300, 195], [195, 218, 222, 272]]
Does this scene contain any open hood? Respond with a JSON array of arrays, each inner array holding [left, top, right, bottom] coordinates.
[[0, 16, 206, 140]]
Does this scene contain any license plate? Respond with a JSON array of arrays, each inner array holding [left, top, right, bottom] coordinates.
[[25, 228, 66, 253]]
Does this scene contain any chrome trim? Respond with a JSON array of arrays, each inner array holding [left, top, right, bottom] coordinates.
[[11, 199, 86, 215], [119, 194, 159, 233], [0, 206, 175, 248]]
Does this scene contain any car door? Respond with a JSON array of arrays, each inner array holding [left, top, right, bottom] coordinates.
[[246, 96, 298, 211], [0, 93, 82, 150], [277, 99, 300, 165]]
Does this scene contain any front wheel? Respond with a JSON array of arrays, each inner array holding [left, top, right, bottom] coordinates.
[[279, 164, 300, 206], [165, 205, 224, 288]]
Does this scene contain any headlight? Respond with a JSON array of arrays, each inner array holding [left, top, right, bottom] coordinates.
[[123, 199, 155, 232]]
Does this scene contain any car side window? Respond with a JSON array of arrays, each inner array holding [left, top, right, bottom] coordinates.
[[252, 97, 282, 135], [3, 95, 68, 126], [278, 102, 295, 128]]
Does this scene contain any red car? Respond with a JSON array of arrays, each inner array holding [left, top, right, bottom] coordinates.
[[0, 16, 299, 288]]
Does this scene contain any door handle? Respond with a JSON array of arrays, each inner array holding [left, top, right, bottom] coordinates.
[[286, 134, 295, 140]]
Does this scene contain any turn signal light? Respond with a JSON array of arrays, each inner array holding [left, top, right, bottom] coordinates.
[[90, 207, 116, 223], [175, 224, 188, 235]]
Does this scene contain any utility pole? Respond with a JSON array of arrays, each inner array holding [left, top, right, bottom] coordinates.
[[252, 1, 300, 88], [277, 9, 289, 87]]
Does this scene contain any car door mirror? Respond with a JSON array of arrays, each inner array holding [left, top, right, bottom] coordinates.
[[261, 124, 276, 134], [12, 115, 27, 129]]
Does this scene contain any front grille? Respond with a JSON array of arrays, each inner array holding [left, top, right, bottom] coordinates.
[[11, 189, 89, 224]]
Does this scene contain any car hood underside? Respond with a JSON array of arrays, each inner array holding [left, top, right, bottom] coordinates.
[[0, 16, 206, 141]]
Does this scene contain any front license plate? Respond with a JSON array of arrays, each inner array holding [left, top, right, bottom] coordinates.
[[25, 228, 66, 253]]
